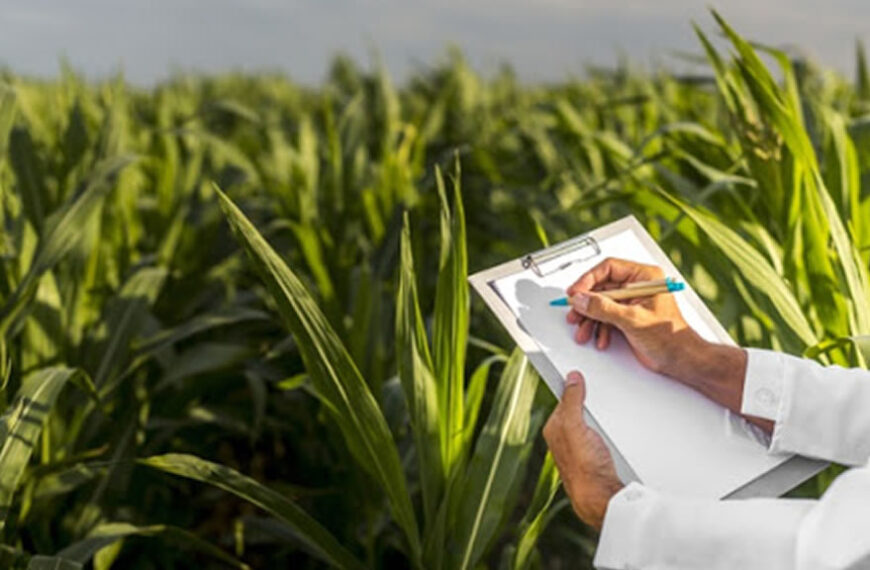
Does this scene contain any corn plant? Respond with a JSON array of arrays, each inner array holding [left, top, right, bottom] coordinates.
[[624, 13, 870, 366], [147, 165, 558, 568]]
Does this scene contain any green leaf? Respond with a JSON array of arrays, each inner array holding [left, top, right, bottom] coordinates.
[[857, 40, 870, 101], [92, 266, 168, 390], [462, 355, 505, 456], [215, 186, 421, 562], [154, 342, 253, 393], [804, 335, 870, 368], [813, 173, 870, 334], [513, 453, 565, 570], [20, 271, 64, 371], [30, 155, 136, 277], [56, 522, 249, 569], [140, 454, 361, 570], [654, 187, 818, 349], [132, 307, 269, 356], [0, 155, 136, 338], [396, 213, 443, 527], [27, 556, 82, 570], [181, 129, 261, 185], [711, 13, 870, 334], [432, 160, 469, 474], [451, 350, 540, 570], [287, 221, 335, 304], [9, 127, 50, 232], [0, 84, 15, 158], [0, 367, 81, 530], [31, 463, 106, 500], [103, 307, 268, 397]]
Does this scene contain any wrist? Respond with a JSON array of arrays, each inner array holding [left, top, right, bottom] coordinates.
[[679, 337, 747, 412], [661, 330, 711, 383], [576, 479, 624, 531]]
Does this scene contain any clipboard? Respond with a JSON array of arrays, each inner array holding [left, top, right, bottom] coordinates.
[[469, 215, 827, 499]]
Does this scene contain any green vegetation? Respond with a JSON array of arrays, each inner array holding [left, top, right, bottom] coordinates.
[[0, 12, 867, 569]]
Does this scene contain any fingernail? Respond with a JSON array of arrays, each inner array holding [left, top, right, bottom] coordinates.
[[565, 371, 582, 386], [572, 294, 590, 312]]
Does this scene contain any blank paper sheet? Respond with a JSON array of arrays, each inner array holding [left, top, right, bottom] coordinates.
[[492, 229, 791, 498]]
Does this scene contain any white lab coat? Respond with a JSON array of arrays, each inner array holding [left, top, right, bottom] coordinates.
[[594, 348, 870, 570]]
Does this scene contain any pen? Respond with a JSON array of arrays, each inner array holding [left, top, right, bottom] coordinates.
[[549, 277, 685, 306]]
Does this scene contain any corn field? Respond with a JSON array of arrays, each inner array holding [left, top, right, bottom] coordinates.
[[0, 12, 867, 569]]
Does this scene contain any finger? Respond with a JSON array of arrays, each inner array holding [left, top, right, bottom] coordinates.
[[597, 323, 611, 350], [566, 258, 663, 296], [572, 292, 636, 329], [560, 370, 587, 412], [629, 295, 658, 311], [574, 319, 595, 344], [566, 310, 581, 325]]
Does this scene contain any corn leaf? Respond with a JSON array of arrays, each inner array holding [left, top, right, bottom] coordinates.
[[653, 187, 817, 348], [154, 342, 253, 393], [139, 453, 362, 570], [396, 213, 442, 527], [56, 522, 249, 569], [857, 40, 870, 101], [0, 367, 81, 530], [27, 556, 82, 570], [30, 463, 106, 501], [0, 155, 135, 338], [9, 128, 50, 232], [132, 307, 269, 356], [804, 335, 870, 368], [0, 85, 15, 158], [91, 266, 168, 389], [713, 13, 870, 334], [462, 354, 505, 455], [215, 187, 421, 561], [432, 161, 469, 473], [451, 350, 539, 570], [513, 453, 564, 570]]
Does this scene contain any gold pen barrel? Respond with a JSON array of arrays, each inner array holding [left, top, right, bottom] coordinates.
[[624, 278, 668, 289], [600, 284, 671, 300]]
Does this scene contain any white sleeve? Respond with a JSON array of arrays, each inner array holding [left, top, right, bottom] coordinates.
[[594, 482, 812, 570], [594, 349, 870, 569], [742, 348, 870, 465], [595, 466, 870, 570]]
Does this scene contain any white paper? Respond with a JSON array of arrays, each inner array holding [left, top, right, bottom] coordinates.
[[493, 229, 791, 498]]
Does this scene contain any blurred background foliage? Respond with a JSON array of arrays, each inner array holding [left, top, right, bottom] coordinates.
[[0, 13, 867, 569]]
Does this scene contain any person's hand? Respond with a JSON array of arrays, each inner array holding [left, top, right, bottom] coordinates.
[[565, 257, 771, 431], [566, 257, 699, 379], [543, 370, 623, 530]]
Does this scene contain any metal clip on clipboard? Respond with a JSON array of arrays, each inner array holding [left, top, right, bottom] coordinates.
[[520, 234, 601, 277]]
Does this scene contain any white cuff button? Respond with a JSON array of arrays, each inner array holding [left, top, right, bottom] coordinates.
[[755, 387, 775, 406]]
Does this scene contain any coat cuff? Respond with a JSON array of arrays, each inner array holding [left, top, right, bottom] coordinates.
[[594, 482, 653, 569], [741, 348, 786, 421], [594, 482, 813, 570], [768, 353, 870, 465]]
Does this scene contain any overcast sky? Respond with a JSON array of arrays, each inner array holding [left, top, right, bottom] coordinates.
[[1, 1, 868, 85]]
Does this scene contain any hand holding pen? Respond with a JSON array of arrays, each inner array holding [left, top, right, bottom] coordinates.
[[560, 258, 702, 378], [550, 276, 685, 305]]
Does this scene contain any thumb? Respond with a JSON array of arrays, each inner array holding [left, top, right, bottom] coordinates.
[[572, 292, 634, 329], [560, 370, 587, 411]]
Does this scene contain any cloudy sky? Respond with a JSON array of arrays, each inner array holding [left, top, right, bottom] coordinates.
[[1, 1, 868, 85]]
